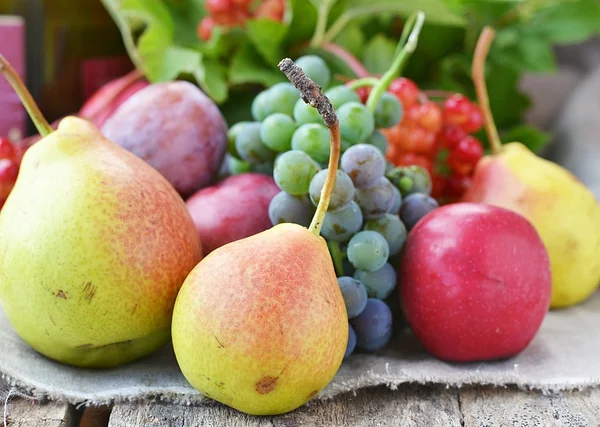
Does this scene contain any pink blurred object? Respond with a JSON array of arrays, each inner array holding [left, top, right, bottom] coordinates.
[[79, 69, 149, 128], [0, 16, 26, 141]]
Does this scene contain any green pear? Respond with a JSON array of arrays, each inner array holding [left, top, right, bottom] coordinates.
[[171, 59, 348, 416], [0, 56, 203, 368]]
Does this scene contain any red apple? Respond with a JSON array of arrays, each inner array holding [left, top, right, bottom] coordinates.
[[186, 173, 279, 254], [399, 202, 551, 362]]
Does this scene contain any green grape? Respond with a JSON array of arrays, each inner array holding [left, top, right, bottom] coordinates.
[[273, 150, 321, 195], [374, 92, 403, 128], [347, 230, 390, 272], [325, 85, 361, 109], [364, 214, 407, 256], [227, 155, 251, 175], [366, 130, 389, 155], [295, 55, 331, 88], [309, 169, 356, 212], [341, 139, 355, 152], [260, 114, 296, 152], [268, 82, 301, 117], [235, 122, 277, 164], [291, 123, 330, 163], [227, 121, 252, 159], [293, 98, 324, 125], [251, 91, 272, 121], [338, 102, 375, 144]]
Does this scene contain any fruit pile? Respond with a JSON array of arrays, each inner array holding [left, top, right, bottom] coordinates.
[[366, 79, 485, 203], [198, 0, 285, 41], [225, 55, 440, 357]]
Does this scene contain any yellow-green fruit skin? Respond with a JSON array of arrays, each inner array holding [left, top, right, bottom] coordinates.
[[0, 117, 203, 368], [462, 142, 600, 308], [172, 223, 348, 416]]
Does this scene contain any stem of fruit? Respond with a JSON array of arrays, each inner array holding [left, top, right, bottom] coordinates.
[[327, 241, 345, 276], [321, 43, 370, 78], [472, 26, 502, 154], [365, 11, 425, 112], [0, 55, 53, 138], [347, 77, 380, 90], [278, 58, 340, 237]]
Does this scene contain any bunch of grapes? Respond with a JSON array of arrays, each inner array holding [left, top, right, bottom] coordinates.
[[226, 55, 441, 358], [198, 0, 285, 41], [0, 137, 23, 209], [353, 78, 485, 203]]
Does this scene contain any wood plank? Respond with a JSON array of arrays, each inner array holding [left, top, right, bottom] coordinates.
[[5, 399, 78, 427], [460, 387, 600, 427], [108, 385, 462, 427]]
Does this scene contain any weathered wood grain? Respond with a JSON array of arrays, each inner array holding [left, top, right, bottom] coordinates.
[[108, 385, 462, 427], [5, 399, 78, 427], [460, 387, 600, 427]]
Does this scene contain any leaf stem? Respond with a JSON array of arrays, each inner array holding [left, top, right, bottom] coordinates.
[[310, 0, 336, 49], [472, 26, 502, 154], [321, 43, 370, 78], [278, 58, 340, 237], [365, 11, 425, 112], [0, 55, 53, 137]]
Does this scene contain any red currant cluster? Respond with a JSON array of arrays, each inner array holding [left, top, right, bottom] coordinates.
[[350, 78, 485, 203], [198, 0, 285, 41], [0, 137, 24, 209]]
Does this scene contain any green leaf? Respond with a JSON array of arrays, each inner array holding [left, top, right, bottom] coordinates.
[[333, 23, 365, 58], [493, 32, 555, 72], [229, 42, 287, 87], [246, 18, 290, 65], [196, 58, 228, 103], [501, 125, 551, 153], [362, 34, 397, 74], [528, 0, 600, 44], [342, 0, 467, 26]]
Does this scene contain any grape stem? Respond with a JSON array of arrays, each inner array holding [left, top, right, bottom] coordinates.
[[309, 0, 336, 49], [0, 55, 53, 138], [472, 26, 502, 154], [321, 43, 370, 78], [327, 241, 345, 277], [278, 58, 340, 237], [365, 11, 425, 112], [347, 77, 380, 90]]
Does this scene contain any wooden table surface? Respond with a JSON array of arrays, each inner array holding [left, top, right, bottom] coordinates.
[[6, 384, 600, 427]]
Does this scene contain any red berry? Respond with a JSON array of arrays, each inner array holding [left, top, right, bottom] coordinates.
[[431, 173, 447, 199], [443, 94, 472, 126], [462, 104, 484, 134], [418, 102, 442, 133], [0, 137, 16, 159], [0, 158, 18, 182], [447, 136, 484, 176], [453, 136, 484, 164], [396, 153, 433, 175], [445, 174, 472, 198], [231, 0, 253, 7], [254, 0, 285, 21], [198, 17, 215, 41], [388, 78, 420, 108], [213, 7, 249, 25], [440, 125, 467, 150], [206, 0, 232, 14], [404, 104, 422, 128]]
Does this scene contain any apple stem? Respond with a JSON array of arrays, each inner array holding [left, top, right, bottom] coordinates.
[[279, 58, 340, 237], [0, 55, 53, 138], [472, 26, 502, 155]]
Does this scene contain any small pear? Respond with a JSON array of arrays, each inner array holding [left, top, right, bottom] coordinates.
[[0, 56, 202, 368], [171, 59, 348, 416], [461, 28, 600, 308]]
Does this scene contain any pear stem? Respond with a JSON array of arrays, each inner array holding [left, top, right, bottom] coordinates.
[[0, 55, 53, 138], [278, 58, 340, 237], [472, 26, 502, 155]]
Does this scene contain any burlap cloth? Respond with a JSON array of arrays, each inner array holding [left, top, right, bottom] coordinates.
[[0, 65, 599, 407]]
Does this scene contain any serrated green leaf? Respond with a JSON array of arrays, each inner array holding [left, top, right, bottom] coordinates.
[[229, 42, 287, 87], [362, 34, 397, 74], [501, 125, 550, 153], [246, 18, 289, 65]]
